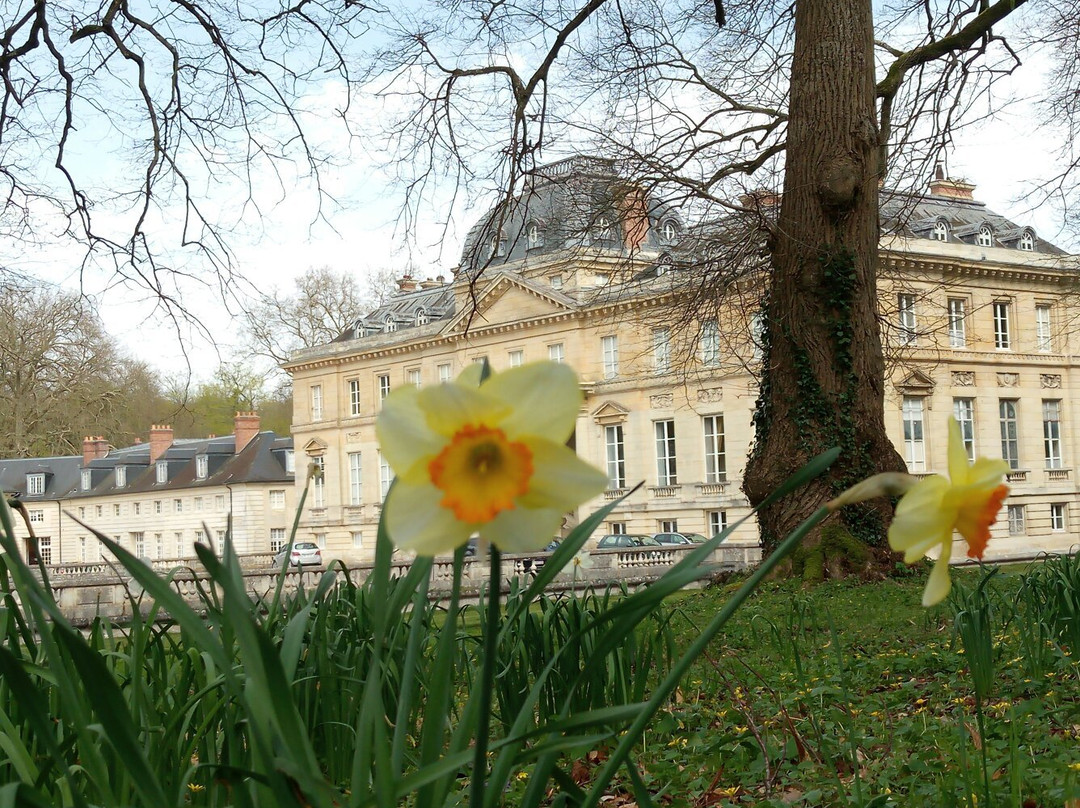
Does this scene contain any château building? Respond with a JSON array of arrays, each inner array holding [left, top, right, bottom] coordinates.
[[285, 157, 1080, 562]]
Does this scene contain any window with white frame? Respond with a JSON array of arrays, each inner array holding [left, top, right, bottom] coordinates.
[[310, 456, 325, 507], [195, 529, 205, 545], [993, 301, 1011, 349], [133, 502, 140, 516], [311, 384, 323, 420], [194, 496, 203, 512], [174, 498, 183, 513], [175, 532, 184, 557], [385, 315, 397, 332], [601, 335, 619, 379], [953, 398, 976, 461], [216, 530, 226, 547], [1007, 504, 1025, 534], [28, 509, 44, 523], [703, 415, 726, 483], [78, 506, 85, 518], [352, 531, 363, 548], [932, 220, 949, 241], [415, 308, 427, 326], [113, 503, 121, 516], [508, 350, 524, 368], [660, 519, 679, 533], [348, 451, 363, 506], [154, 500, 162, 514], [999, 399, 1020, 469], [655, 420, 678, 486], [377, 374, 391, 403], [897, 293, 917, 345], [196, 455, 208, 479], [438, 363, 452, 383], [348, 379, 361, 416], [901, 396, 926, 471], [1043, 399, 1063, 469], [548, 343, 565, 364], [79, 536, 87, 561], [81, 469, 92, 490], [270, 489, 285, 509], [26, 473, 45, 495], [314, 533, 327, 548], [115, 465, 127, 487], [407, 368, 422, 388], [947, 298, 966, 348], [38, 535, 52, 565], [653, 328, 671, 374], [700, 319, 720, 366], [549, 274, 563, 289], [1019, 230, 1035, 251], [608, 522, 627, 534], [663, 220, 678, 241], [215, 494, 225, 511], [708, 510, 727, 537], [379, 452, 393, 499], [96, 505, 103, 518], [1050, 503, 1067, 532], [284, 450, 295, 474], [604, 425, 626, 489], [156, 461, 168, 484], [527, 221, 541, 248], [977, 226, 993, 247], [1036, 304, 1052, 352], [132, 532, 145, 557]]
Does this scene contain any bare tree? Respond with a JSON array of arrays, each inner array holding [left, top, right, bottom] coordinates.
[[359, 0, 1051, 556]]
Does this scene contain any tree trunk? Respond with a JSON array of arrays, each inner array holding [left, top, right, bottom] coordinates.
[[743, 0, 905, 557]]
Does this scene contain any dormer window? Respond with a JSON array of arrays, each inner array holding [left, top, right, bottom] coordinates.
[[1019, 230, 1035, 251], [80, 469, 92, 491], [353, 319, 364, 337], [415, 308, 427, 327], [26, 473, 45, 496], [385, 316, 397, 333], [155, 461, 168, 484], [662, 219, 678, 241], [115, 466, 127, 488], [977, 226, 993, 247], [932, 220, 949, 242], [526, 221, 542, 248], [487, 231, 507, 258], [656, 254, 674, 276], [594, 216, 612, 243], [284, 449, 295, 474], [196, 455, 208, 480]]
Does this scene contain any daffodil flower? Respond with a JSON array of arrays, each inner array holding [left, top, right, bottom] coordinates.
[[375, 361, 608, 556], [888, 418, 1009, 606]]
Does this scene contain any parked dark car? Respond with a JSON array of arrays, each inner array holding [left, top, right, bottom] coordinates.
[[595, 534, 660, 549], [523, 539, 562, 575], [652, 532, 708, 546]]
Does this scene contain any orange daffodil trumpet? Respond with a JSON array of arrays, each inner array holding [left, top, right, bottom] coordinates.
[[375, 361, 609, 556], [828, 418, 1009, 607]]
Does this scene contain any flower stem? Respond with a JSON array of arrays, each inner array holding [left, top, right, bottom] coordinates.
[[471, 545, 501, 808]]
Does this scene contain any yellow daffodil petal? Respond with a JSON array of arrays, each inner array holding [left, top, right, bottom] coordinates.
[[385, 481, 475, 556], [482, 362, 582, 443], [375, 387, 446, 474], [946, 418, 970, 486], [516, 439, 609, 511], [966, 457, 1011, 490], [481, 505, 565, 553], [417, 380, 510, 437], [899, 527, 952, 565], [455, 362, 485, 387], [923, 538, 954, 606]]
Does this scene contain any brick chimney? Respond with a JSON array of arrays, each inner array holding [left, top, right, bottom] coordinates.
[[82, 436, 109, 466], [234, 411, 261, 454], [929, 164, 975, 200], [616, 184, 650, 251], [148, 425, 173, 463]]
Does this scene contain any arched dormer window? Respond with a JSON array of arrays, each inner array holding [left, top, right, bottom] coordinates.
[[662, 219, 678, 241], [594, 215, 612, 244], [415, 308, 427, 327], [932, 220, 949, 242], [385, 315, 397, 333], [526, 220, 542, 248], [1019, 230, 1035, 251], [977, 225, 993, 247], [487, 230, 507, 258], [656, 253, 674, 276]]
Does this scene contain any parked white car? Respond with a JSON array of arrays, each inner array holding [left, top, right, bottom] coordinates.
[[273, 541, 322, 567]]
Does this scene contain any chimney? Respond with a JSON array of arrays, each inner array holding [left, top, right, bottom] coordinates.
[[82, 436, 109, 466], [148, 425, 173, 463], [929, 170, 975, 201], [234, 411, 261, 454], [616, 184, 650, 252], [396, 274, 421, 294]]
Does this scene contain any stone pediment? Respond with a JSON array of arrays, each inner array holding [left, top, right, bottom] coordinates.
[[895, 369, 935, 396], [591, 400, 630, 425], [302, 437, 328, 455], [441, 273, 576, 334]]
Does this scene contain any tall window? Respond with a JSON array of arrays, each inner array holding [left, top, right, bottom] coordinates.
[[1043, 399, 1063, 469], [310, 456, 325, 508], [953, 398, 976, 461], [385, 315, 397, 332], [932, 220, 949, 241], [703, 415, 726, 483], [377, 374, 391, 403], [653, 328, 671, 374], [1019, 231, 1035, 251], [81, 469, 92, 490], [438, 363, 452, 383], [508, 350, 524, 368], [195, 455, 208, 479], [999, 400, 1020, 469], [348, 379, 361, 416], [311, 385, 323, 420], [1007, 504, 1026, 534], [174, 498, 183, 513], [38, 536, 52, 565], [348, 451, 363, 505], [700, 319, 720, 366], [132, 532, 145, 557], [415, 308, 427, 326], [708, 510, 727, 537], [26, 473, 45, 495], [155, 461, 168, 484], [993, 301, 1011, 349], [175, 532, 185, 557], [947, 298, 966, 348], [977, 226, 993, 247], [1036, 304, 1052, 352], [352, 531, 364, 548], [602, 335, 619, 379], [897, 293, 917, 345], [115, 466, 127, 487], [901, 396, 926, 471], [548, 343, 565, 364], [379, 452, 393, 498], [655, 420, 677, 486], [604, 425, 626, 489], [407, 368, 422, 388], [270, 490, 285, 508], [194, 496, 203, 512], [270, 528, 287, 553], [1051, 503, 1067, 532]]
